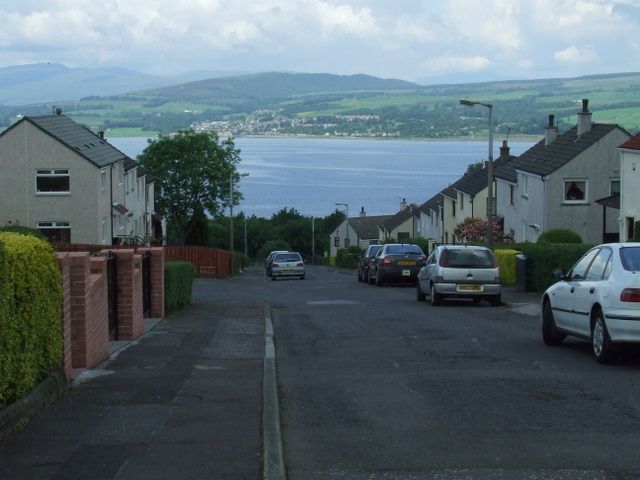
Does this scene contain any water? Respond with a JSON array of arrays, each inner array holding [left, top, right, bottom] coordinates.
[[110, 136, 535, 218]]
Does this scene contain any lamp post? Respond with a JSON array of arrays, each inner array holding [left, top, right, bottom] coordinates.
[[460, 99, 494, 250], [229, 172, 249, 252], [242, 211, 248, 257], [335, 202, 350, 248]]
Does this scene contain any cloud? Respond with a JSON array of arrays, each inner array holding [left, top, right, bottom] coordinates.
[[421, 55, 491, 76], [554, 45, 600, 64]]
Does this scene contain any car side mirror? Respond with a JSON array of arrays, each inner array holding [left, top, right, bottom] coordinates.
[[552, 268, 566, 281]]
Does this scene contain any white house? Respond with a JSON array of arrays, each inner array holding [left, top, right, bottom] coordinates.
[[618, 133, 640, 241]]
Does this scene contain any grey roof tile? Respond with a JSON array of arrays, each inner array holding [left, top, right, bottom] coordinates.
[[348, 215, 391, 239]]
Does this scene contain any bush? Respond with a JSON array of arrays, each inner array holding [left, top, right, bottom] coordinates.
[[407, 237, 430, 254], [164, 261, 195, 314], [537, 229, 582, 244], [0, 225, 46, 240], [233, 252, 250, 272], [520, 243, 593, 292], [494, 249, 519, 285], [335, 245, 362, 269], [0, 233, 63, 408]]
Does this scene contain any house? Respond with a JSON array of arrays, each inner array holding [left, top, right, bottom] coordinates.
[[494, 100, 630, 244], [329, 207, 391, 257], [440, 140, 515, 244], [418, 192, 443, 247], [0, 110, 161, 244], [617, 132, 640, 241], [378, 200, 421, 242]]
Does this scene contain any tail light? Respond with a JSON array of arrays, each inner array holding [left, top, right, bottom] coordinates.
[[620, 288, 640, 302], [438, 251, 448, 267], [434, 275, 444, 284], [382, 256, 392, 265], [297, 262, 304, 267]]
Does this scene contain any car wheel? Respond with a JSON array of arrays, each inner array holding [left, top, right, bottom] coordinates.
[[300, 274, 305, 280], [541, 298, 565, 346], [416, 282, 426, 301], [430, 283, 442, 306], [376, 271, 384, 287], [368, 272, 375, 285], [363, 271, 369, 283], [271, 276, 276, 281], [489, 294, 502, 307], [592, 310, 614, 364]]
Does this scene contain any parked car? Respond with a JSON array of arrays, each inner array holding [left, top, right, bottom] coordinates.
[[357, 244, 383, 283], [265, 250, 288, 277], [271, 251, 305, 280], [416, 245, 501, 306], [368, 243, 425, 286], [541, 243, 640, 363]]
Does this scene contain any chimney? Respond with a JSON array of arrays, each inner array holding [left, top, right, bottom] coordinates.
[[55, 107, 62, 116], [359, 207, 366, 217], [499, 140, 510, 162], [400, 198, 408, 210], [98, 131, 105, 140], [545, 114, 558, 146], [577, 98, 592, 137]]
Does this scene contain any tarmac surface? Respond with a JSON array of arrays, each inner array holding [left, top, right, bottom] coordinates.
[[0, 273, 541, 480]]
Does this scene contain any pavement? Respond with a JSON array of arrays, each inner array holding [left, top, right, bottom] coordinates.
[[0, 276, 541, 479]]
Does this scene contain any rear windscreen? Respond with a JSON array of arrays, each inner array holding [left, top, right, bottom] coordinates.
[[274, 253, 302, 262], [385, 245, 424, 255], [444, 249, 494, 268], [620, 247, 640, 271]]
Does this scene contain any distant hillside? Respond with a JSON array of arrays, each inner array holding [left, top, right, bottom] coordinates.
[[0, 63, 241, 105], [145, 72, 419, 102]]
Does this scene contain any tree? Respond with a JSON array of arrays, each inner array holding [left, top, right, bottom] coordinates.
[[454, 217, 513, 244], [137, 130, 242, 244]]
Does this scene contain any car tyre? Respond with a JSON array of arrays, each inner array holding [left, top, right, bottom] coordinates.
[[489, 294, 502, 307], [430, 283, 442, 306], [376, 272, 384, 287], [592, 310, 614, 364], [541, 298, 565, 346], [368, 272, 375, 285], [416, 282, 426, 301], [300, 274, 305, 280]]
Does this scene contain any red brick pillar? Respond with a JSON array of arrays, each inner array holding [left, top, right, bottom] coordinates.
[[56, 253, 73, 379], [114, 249, 144, 340], [88, 257, 109, 367], [149, 247, 165, 318]]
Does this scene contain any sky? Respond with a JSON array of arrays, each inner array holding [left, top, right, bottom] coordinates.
[[1, 0, 640, 84]]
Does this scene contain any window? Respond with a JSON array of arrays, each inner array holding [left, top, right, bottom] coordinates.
[[37, 221, 71, 243], [620, 247, 640, 272], [334, 236, 340, 247], [569, 248, 600, 280], [36, 169, 69, 194], [452, 200, 456, 217], [509, 185, 515, 206], [118, 163, 124, 185], [610, 179, 620, 196], [586, 248, 612, 280], [520, 174, 528, 198], [564, 179, 588, 203], [398, 232, 410, 243], [459, 192, 464, 211], [100, 170, 106, 191]]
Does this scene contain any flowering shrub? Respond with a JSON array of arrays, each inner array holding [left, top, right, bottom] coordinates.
[[454, 217, 514, 244]]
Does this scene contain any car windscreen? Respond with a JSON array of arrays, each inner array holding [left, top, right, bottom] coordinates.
[[443, 249, 494, 268], [274, 253, 302, 263], [368, 246, 382, 256], [620, 247, 640, 271], [385, 245, 423, 255]]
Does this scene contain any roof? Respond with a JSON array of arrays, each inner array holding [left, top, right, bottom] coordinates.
[[595, 193, 620, 209], [619, 132, 640, 150], [382, 205, 420, 232], [495, 123, 625, 182], [348, 215, 391, 240], [418, 192, 442, 214], [14, 114, 130, 168]]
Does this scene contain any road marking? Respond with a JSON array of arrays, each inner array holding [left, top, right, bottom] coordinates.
[[263, 303, 286, 480], [306, 300, 359, 306]]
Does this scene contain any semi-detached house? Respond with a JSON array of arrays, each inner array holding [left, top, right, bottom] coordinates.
[[0, 110, 162, 244]]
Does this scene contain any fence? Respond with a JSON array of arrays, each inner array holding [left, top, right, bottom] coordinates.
[[164, 245, 234, 278]]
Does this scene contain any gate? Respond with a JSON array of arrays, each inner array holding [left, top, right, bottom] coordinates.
[[141, 250, 151, 315], [106, 251, 119, 340]]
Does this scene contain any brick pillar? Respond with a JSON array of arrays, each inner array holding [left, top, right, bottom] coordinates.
[[56, 253, 73, 379], [114, 249, 144, 340], [88, 257, 109, 367], [149, 247, 165, 318]]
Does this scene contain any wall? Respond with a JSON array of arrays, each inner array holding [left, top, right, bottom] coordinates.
[[620, 148, 640, 241]]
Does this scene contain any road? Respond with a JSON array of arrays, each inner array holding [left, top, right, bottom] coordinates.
[[2, 265, 640, 480], [233, 265, 640, 479]]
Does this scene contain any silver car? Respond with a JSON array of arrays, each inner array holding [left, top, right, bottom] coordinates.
[[416, 245, 501, 306], [270, 251, 305, 280]]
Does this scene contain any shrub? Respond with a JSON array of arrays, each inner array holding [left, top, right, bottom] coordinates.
[[494, 249, 519, 285], [407, 237, 430, 254], [165, 261, 195, 314], [335, 245, 362, 269], [0, 225, 46, 240], [0, 233, 62, 408], [520, 243, 593, 292], [537, 229, 582, 244], [233, 252, 251, 272]]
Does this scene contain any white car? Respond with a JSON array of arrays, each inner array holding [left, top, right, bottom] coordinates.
[[270, 251, 305, 280], [541, 242, 640, 363]]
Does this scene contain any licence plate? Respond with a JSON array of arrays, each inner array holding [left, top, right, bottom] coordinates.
[[457, 284, 482, 292], [402, 269, 411, 276], [397, 261, 415, 266]]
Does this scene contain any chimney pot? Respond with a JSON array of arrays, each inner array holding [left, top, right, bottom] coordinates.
[[548, 114, 555, 127], [98, 131, 105, 140], [582, 99, 589, 113], [55, 107, 62, 115]]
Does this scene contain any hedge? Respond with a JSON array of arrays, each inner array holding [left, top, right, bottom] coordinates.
[[0, 225, 46, 240], [335, 245, 362, 269], [494, 249, 519, 286], [519, 243, 594, 292], [165, 261, 195, 314], [0, 233, 63, 409]]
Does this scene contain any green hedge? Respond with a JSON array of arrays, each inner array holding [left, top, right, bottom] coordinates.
[[335, 245, 362, 269], [0, 225, 46, 240], [164, 261, 195, 314], [537, 229, 582, 244], [0, 233, 63, 409], [494, 249, 519, 285], [519, 243, 594, 292]]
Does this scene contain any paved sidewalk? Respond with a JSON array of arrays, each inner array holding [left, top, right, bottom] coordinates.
[[501, 285, 542, 317], [0, 298, 265, 480]]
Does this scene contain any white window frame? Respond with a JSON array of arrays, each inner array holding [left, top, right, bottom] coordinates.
[[37, 221, 71, 242], [521, 174, 528, 199], [35, 169, 70, 195], [100, 169, 106, 192], [610, 178, 620, 196], [563, 179, 589, 205]]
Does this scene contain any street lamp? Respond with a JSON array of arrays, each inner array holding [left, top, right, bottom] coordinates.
[[335, 202, 350, 248], [230, 172, 249, 252], [460, 99, 494, 250]]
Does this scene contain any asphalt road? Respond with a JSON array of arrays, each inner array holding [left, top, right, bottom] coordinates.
[[2, 265, 640, 480]]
